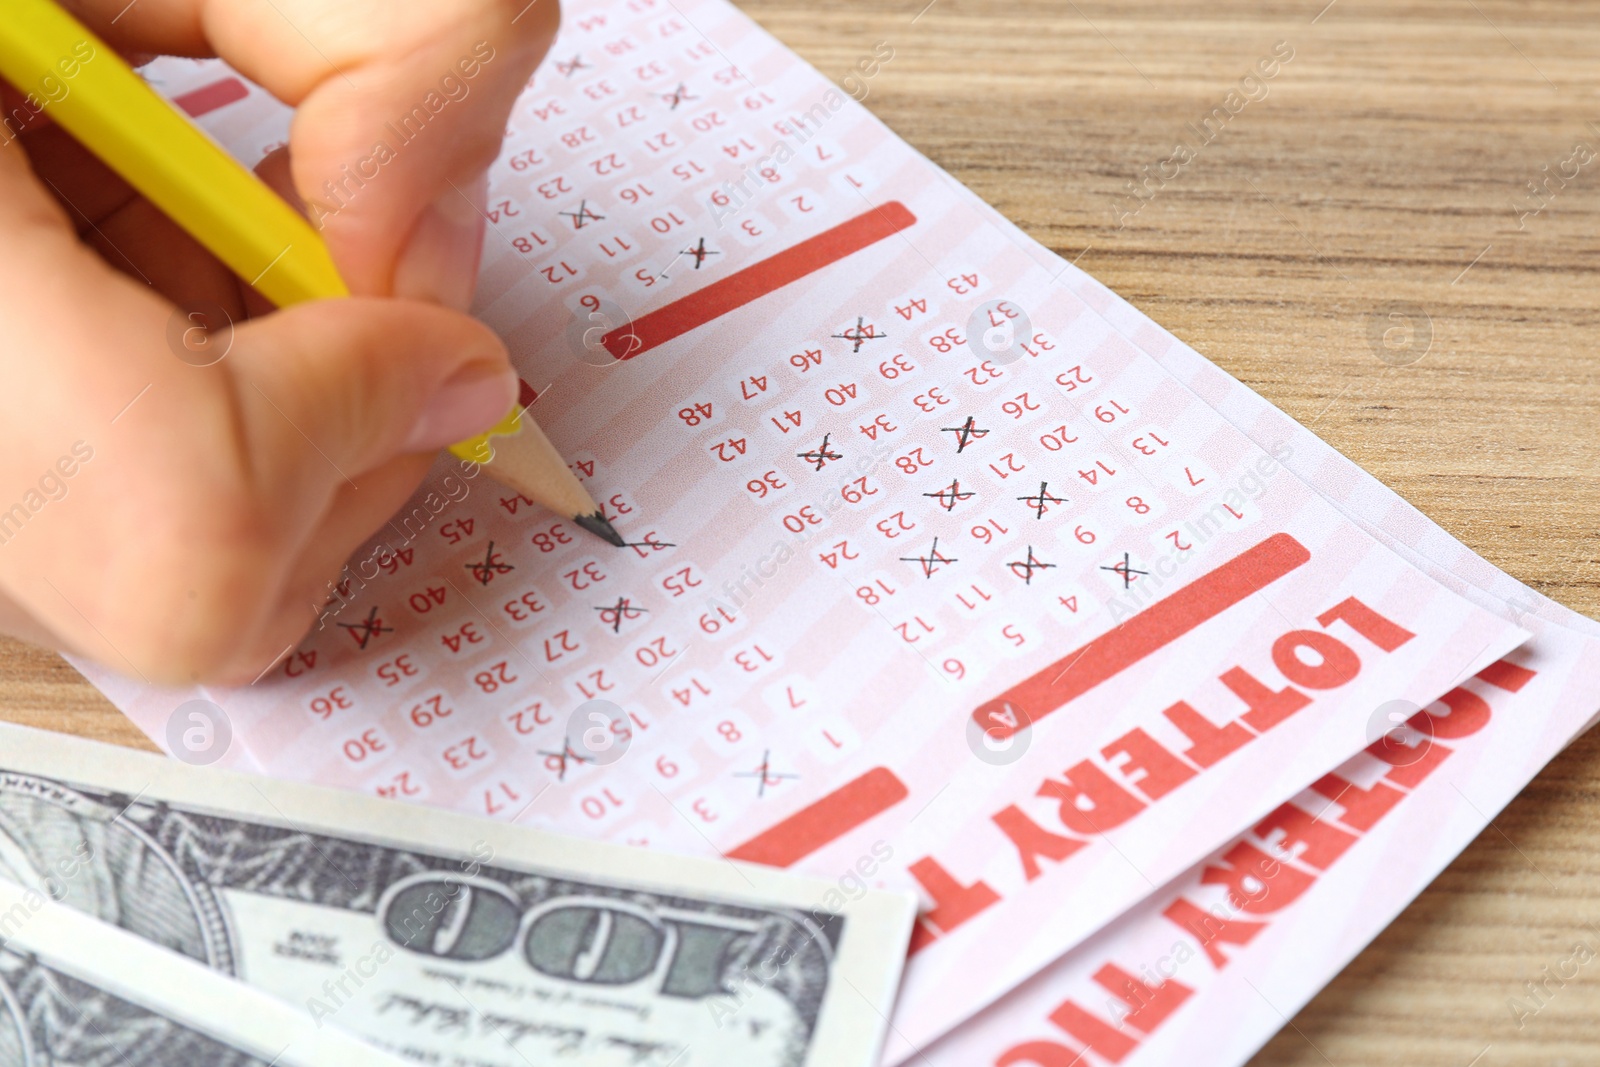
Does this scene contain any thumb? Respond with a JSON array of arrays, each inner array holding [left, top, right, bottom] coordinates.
[[226, 296, 517, 506]]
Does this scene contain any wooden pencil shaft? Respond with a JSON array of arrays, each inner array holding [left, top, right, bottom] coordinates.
[[479, 416, 601, 521]]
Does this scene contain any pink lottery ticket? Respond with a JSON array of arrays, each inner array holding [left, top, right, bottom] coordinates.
[[74, 0, 1532, 1053], [899, 196, 1600, 1066], [911, 616, 1597, 1067]]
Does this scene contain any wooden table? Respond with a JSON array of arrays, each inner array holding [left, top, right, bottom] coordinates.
[[5, 0, 1599, 1063]]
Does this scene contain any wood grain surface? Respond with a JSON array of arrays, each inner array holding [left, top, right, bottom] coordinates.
[[4, 0, 1599, 1063]]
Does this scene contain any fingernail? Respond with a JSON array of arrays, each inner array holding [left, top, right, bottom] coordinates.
[[405, 363, 517, 454], [393, 173, 488, 311]]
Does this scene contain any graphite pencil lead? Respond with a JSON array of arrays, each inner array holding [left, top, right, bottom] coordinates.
[[574, 512, 628, 548]]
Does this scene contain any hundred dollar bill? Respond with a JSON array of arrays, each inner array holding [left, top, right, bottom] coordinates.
[[0, 722, 913, 1067], [0, 878, 406, 1066]]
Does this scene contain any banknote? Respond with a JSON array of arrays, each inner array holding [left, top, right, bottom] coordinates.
[[0, 722, 914, 1067], [0, 878, 406, 1066]]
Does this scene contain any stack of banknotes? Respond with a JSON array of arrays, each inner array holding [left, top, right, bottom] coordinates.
[[0, 725, 914, 1064], [19, 0, 1599, 1064]]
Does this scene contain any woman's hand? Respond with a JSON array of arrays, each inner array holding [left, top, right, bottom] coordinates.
[[0, 0, 559, 684]]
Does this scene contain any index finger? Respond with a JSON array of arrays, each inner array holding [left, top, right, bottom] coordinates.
[[67, 0, 560, 298]]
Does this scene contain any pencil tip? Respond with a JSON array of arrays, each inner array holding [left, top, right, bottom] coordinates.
[[574, 512, 628, 548]]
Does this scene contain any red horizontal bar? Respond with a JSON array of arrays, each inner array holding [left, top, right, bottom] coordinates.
[[1476, 658, 1535, 693], [728, 766, 909, 868], [174, 77, 249, 118], [603, 200, 917, 360], [973, 533, 1312, 739]]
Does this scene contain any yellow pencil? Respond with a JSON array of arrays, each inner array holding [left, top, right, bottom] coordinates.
[[0, 0, 625, 548]]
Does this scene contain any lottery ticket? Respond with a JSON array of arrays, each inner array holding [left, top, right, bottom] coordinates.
[[76, 0, 1532, 1052], [898, 204, 1600, 1066], [912, 616, 1599, 1067]]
